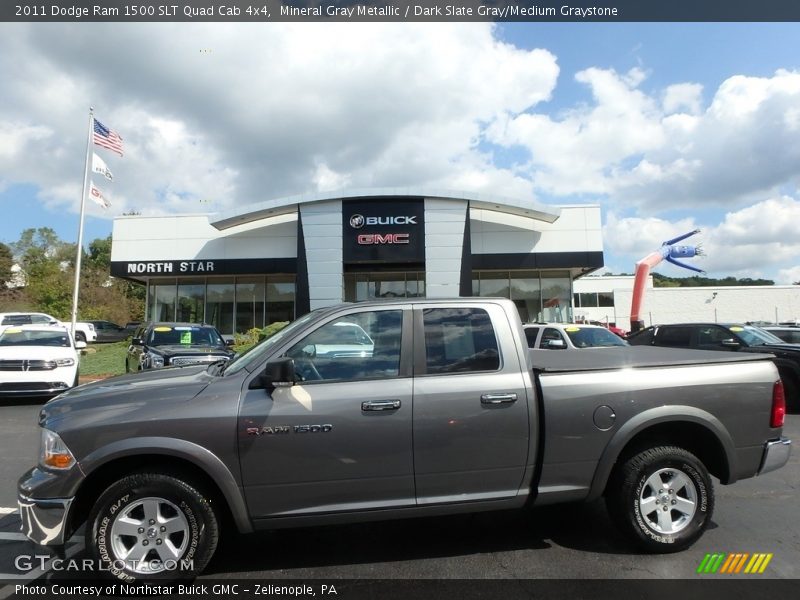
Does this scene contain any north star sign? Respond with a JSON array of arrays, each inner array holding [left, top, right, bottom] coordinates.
[[125, 261, 215, 274]]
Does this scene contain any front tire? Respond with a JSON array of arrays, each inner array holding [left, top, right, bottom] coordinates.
[[86, 473, 219, 582], [606, 446, 714, 553], [75, 331, 86, 343]]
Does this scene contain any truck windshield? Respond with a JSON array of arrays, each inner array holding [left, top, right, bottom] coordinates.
[[222, 311, 321, 376]]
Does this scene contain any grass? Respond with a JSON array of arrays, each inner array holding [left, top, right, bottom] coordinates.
[[79, 341, 128, 378], [77, 332, 276, 381]]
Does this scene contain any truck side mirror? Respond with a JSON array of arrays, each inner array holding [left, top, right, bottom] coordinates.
[[131, 337, 143, 346], [250, 357, 296, 390], [546, 339, 567, 349], [75, 341, 87, 350], [721, 339, 741, 349]]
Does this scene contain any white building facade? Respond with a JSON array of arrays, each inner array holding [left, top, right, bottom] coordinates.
[[574, 276, 800, 328], [110, 189, 603, 335]]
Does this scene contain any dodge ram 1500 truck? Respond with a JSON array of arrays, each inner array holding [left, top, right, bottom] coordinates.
[[18, 298, 791, 582]]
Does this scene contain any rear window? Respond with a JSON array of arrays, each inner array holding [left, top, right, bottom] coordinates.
[[423, 308, 500, 374], [1, 315, 32, 326], [657, 326, 693, 347]]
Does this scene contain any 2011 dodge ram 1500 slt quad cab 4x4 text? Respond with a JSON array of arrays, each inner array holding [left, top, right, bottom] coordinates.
[[18, 298, 791, 582]]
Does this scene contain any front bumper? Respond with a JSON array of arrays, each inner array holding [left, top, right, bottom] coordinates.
[[758, 437, 792, 476], [18, 493, 74, 546]]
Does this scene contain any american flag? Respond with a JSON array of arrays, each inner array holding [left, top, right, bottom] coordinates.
[[92, 118, 124, 156]]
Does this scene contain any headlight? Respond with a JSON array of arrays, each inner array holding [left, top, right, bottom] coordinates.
[[39, 429, 76, 470], [55, 358, 75, 367], [147, 352, 164, 368]]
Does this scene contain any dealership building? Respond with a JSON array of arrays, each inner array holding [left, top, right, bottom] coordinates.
[[110, 189, 603, 335]]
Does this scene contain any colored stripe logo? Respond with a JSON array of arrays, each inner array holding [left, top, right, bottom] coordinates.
[[696, 553, 773, 574]]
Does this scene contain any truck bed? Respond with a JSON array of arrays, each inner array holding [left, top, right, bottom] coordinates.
[[530, 345, 774, 373]]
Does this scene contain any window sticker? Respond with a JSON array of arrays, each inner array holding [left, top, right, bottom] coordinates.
[[729, 326, 744, 332], [154, 326, 172, 332], [180, 331, 192, 344], [565, 327, 580, 332]]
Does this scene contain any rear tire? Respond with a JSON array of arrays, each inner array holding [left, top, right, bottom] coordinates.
[[86, 473, 219, 582], [606, 446, 714, 553]]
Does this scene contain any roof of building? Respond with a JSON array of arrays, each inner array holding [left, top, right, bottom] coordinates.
[[209, 187, 561, 230]]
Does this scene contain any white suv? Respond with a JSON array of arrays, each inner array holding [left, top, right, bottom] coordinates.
[[524, 323, 628, 349], [0, 312, 97, 343]]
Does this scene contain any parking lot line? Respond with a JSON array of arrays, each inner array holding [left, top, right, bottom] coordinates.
[[0, 508, 17, 516], [0, 533, 25, 541]]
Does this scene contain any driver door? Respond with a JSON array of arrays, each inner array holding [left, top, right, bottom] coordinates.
[[238, 307, 415, 518]]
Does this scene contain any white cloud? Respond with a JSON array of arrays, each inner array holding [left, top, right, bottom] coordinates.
[[663, 83, 703, 115], [491, 67, 800, 210], [0, 23, 559, 219], [604, 195, 800, 279]]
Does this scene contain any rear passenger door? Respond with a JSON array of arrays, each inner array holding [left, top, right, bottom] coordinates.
[[412, 303, 531, 504]]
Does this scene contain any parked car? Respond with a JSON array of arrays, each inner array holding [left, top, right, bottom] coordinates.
[[0, 325, 85, 398], [125, 322, 235, 372], [18, 299, 790, 582], [627, 322, 800, 411], [764, 326, 800, 344], [87, 320, 130, 343], [0, 312, 97, 343], [524, 323, 629, 349]]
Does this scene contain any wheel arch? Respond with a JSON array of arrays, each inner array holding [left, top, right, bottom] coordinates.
[[587, 407, 736, 501], [69, 438, 252, 539]]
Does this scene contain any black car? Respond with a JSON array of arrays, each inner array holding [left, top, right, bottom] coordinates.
[[764, 326, 800, 344], [126, 322, 235, 372], [627, 322, 800, 411], [87, 320, 130, 343]]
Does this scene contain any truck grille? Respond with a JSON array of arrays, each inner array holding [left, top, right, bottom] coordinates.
[[171, 356, 229, 367], [0, 360, 57, 371]]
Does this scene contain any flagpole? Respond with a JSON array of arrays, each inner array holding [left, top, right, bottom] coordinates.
[[70, 107, 94, 339]]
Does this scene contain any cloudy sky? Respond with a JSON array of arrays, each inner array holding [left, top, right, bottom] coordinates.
[[1, 21, 800, 282]]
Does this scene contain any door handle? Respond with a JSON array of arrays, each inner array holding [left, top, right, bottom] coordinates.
[[480, 393, 518, 405], [362, 399, 401, 412]]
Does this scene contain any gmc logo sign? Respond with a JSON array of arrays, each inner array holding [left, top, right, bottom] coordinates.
[[357, 233, 410, 245]]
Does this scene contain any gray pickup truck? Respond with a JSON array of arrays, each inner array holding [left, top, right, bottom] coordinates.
[[18, 298, 791, 582]]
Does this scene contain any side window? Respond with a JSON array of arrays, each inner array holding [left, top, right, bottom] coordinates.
[[524, 327, 540, 348], [697, 326, 729, 346], [631, 328, 655, 345], [656, 326, 693, 347], [538, 327, 565, 349], [30, 314, 53, 324], [423, 307, 500, 374], [285, 310, 402, 382]]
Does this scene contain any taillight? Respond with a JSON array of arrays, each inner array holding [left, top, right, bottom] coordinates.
[[771, 380, 786, 428]]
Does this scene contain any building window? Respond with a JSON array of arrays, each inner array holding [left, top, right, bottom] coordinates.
[[177, 280, 205, 323], [510, 271, 541, 323], [266, 275, 295, 325], [146, 275, 296, 335], [236, 277, 266, 332], [343, 272, 426, 302], [473, 270, 573, 323], [540, 272, 571, 323], [206, 278, 235, 334], [149, 280, 176, 321]]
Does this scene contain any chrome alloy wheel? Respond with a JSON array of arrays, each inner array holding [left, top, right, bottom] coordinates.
[[109, 496, 190, 573], [638, 468, 698, 534]]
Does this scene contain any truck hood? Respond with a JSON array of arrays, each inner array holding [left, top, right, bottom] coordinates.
[[40, 364, 216, 429]]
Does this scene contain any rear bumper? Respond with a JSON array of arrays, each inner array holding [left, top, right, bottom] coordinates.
[[18, 493, 74, 546], [758, 437, 791, 476]]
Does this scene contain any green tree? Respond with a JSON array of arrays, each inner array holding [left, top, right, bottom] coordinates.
[[0, 242, 12, 287]]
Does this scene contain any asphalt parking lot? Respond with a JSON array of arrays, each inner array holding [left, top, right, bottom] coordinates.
[[0, 399, 797, 591]]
